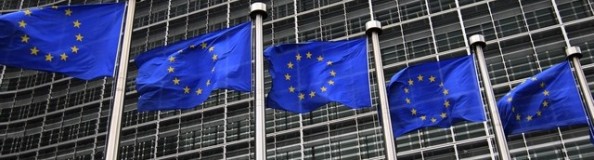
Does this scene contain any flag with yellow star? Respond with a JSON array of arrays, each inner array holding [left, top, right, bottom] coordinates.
[[387, 55, 485, 137], [0, 3, 125, 80], [497, 61, 587, 135], [264, 38, 371, 113], [135, 22, 251, 111]]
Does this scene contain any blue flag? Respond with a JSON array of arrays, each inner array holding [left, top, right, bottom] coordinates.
[[0, 3, 125, 80], [388, 55, 485, 137], [497, 62, 587, 135], [135, 22, 251, 111], [264, 38, 371, 113]]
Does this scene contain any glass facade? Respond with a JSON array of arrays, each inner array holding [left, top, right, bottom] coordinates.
[[1, 0, 594, 159]]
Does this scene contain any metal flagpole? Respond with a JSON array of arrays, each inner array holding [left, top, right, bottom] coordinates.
[[250, 2, 267, 160], [365, 20, 397, 160], [469, 34, 511, 160], [105, 0, 135, 159], [566, 46, 594, 130]]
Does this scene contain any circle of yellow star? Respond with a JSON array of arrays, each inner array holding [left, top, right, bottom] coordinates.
[[30, 47, 39, 55], [516, 114, 521, 121], [289, 86, 295, 93], [168, 56, 175, 63], [526, 115, 533, 121], [431, 117, 437, 123], [65, 9, 72, 16], [317, 55, 324, 62], [543, 90, 550, 96], [330, 70, 336, 77], [172, 77, 180, 85], [212, 54, 218, 61], [320, 86, 327, 92], [443, 100, 450, 108], [326, 61, 333, 66], [296, 53, 302, 61], [167, 66, 175, 73], [442, 89, 449, 95], [70, 46, 79, 53], [306, 52, 312, 59], [417, 75, 424, 81], [45, 53, 53, 62], [287, 62, 294, 69], [405, 98, 411, 104], [408, 79, 414, 86], [536, 111, 542, 116], [60, 53, 68, 61], [196, 88, 203, 95], [542, 101, 549, 107], [429, 76, 436, 82], [75, 33, 84, 41], [284, 73, 291, 80], [183, 86, 190, 94], [298, 93, 305, 100], [404, 88, 409, 93], [411, 108, 417, 115], [420, 115, 427, 121], [21, 35, 30, 43], [18, 20, 26, 28], [206, 80, 211, 86], [209, 46, 215, 52], [23, 9, 32, 16], [440, 113, 447, 118], [309, 91, 316, 98], [73, 20, 81, 28], [201, 42, 207, 49], [328, 80, 335, 85]]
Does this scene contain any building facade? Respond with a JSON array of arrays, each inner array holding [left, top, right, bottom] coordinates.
[[1, 0, 594, 159]]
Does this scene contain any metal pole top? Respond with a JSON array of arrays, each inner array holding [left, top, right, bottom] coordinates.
[[469, 34, 486, 48], [250, 2, 268, 20], [566, 46, 583, 59], [365, 20, 382, 36]]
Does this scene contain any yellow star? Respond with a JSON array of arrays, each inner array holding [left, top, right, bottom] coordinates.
[[289, 86, 295, 93], [514, 114, 521, 121], [408, 79, 414, 86], [45, 53, 53, 62], [65, 9, 72, 16], [328, 80, 335, 85], [201, 42, 207, 49], [73, 20, 81, 28], [404, 88, 409, 93], [542, 101, 549, 107], [429, 76, 436, 82], [298, 93, 305, 100], [420, 115, 426, 121], [443, 100, 450, 108], [212, 54, 218, 61], [405, 98, 411, 104], [306, 52, 312, 59], [317, 55, 324, 62], [30, 47, 39, 55], [284, 73, 291, 80], [167, 66, 175, 73], [536, 111, 542, 117], [211, 67, 216, 73], [209, 46, 214, 52], [439, 82, 444, 87], [330, 70, 336, 77], [543, 90, 550, 96], [440, 113, 447, 119], [190, 45, 195, 48], [168, 56, 175, 63], [320, 86, 327, 92], [287, 61, 294, 69], [326, 61, 333, 66], [75, 33, 84, 41], [196, 88, 203, 95], [309, 91, 316, 98], [183, 86, 190, 94], [431, 117, 437, 123], [23, 9, 32, 16], [417, 74, 424, 81], [540, 82, 545, 88], [442, 89, 449, 95], [172, 77, 180, 85], [296, 53, 302, 61], [512, 107, 516, 112], [18, 20, 26, 28], [206, 79, 211, 86], [507, 97, 513, 102], [526, 115, 533, 121], [21, 35, 30, 43], [70, 46, 79, 54], [411, 108, 417, 115], [60, 53, 68, 61]]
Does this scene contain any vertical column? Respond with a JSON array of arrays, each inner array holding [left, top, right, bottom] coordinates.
[[469, 34, 511, 160], [365, 20, 397, 160], [250, 2, 267, 160], [566, 46, 594, 133], [105, 0, 136, 159]]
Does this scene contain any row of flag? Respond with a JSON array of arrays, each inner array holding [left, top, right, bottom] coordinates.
[[1, 2, 592, 147]]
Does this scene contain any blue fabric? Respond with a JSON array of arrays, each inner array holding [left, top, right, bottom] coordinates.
[[388, 55, 485, 137], [497, 62, 587, 135], [135, 22, 251, 111], [0, 3, 125, 80], [264, 38, 371, 113]]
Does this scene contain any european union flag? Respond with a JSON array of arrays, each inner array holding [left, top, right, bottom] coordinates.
[[135, 22, 251, 111], [388, 55, 485, 137], [0, 3, 125, 80], [497, 62, 587, 135], [264, 38, 371, 113]]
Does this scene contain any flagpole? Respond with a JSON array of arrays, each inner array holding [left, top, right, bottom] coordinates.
[[105, 0, 135, 159], [469, 34, 511, 160], [365, 20, 397, 160], [566, 46, 594, 128], [250, 2, 267, 160]]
